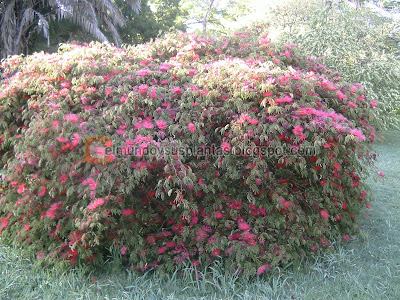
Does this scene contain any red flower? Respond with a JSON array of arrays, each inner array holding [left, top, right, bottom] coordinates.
[[122, 208, 135, 216], [320, 210, 329, 219], [257, 264, 270, 275], [17, 183, 25, 194], [82, 177, 98, 191], [36, 251, 45, 260], [65, 114, 79, 122], [171, 87, 182, 95], [166, 241, 176, 248], [192, 260, 200, 266], [215, 212, 223, 219], [87, 198, 104, 210], [212, 249, 220, 256], [156, 120, 166, 129], [293, 125, 303, 135], [158, 247, 167, 254], [38, 186, 46, 197], [221, 142, 231, 152], [238, 220, 251, 231], [188, 123, 196, 133], [138, 84, 148, 94], [196, 229, 207, 242], [0, 217, 9, 228]]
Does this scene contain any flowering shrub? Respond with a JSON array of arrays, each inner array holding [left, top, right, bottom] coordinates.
[[0, 25, 380, 275]]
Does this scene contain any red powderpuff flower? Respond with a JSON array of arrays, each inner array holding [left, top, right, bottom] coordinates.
[[188, 123, 196, 133], [215, 212, 223, 219], [147, 86, 157, 99], [212, 249, 220, 256], [378, 171, 385, 177], [56, 136, 69, 143], [122, 208, 135, 216], [142, 118, 153, 129], [166, 241, 176, 248], [320, 210, 329, 219], [221, 142, 231, 152], [83, 177, 97, 191], [45, 207, 57, 219], [158, 247, 167, 254], [293, 125, 303, 135], [60, 174, 68, 184], [121, 245, 127, 255], [257, 264, 270, 275], [60, 81, 71, 88], [171, 87, 182, 95], [17, 183, 25, 194], [65, 114, 79, 122], [228, 232, 241, 241], [138, 84, 148, 94], [155, 120, 167, 130], [0, 217, 9, 228], [87, 198, 104, 210], [38, 186, 46, 197], [192, 260, 200, 267], [337, 90, 348, 101], [348, 101, 357, 108], [36, 251, 45, 260], [23, 224, 30, 231], [228, 200, 242, 210], [238, 219, 251, 231], [196, 229, 208, 242], [71, 133, 80, 148]]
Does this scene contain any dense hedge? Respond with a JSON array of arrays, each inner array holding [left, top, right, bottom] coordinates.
[[0, 25, 380, 275]]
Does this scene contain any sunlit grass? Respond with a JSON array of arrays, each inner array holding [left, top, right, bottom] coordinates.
[[1, 131, 400, 299]]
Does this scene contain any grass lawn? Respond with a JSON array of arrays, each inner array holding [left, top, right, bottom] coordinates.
[[1, 130, 399, 300]]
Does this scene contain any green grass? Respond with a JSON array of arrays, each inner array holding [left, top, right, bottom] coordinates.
[[1, 131, 400, 300]]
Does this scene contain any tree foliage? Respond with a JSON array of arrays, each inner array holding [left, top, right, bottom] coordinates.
[[267, 0, 400, 120], [116, 0, 186, 45], [182, 0, 252, 35], [0, 0, 141, 58]]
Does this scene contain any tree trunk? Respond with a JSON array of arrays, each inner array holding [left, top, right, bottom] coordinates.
[[202, 0, 215, 35]]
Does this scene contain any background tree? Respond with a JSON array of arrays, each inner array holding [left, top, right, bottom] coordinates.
[[181, 0, 252, 35], [116, 0, 186, 45], [266, 0, 400, 120], [0, 0, 141, 58]]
